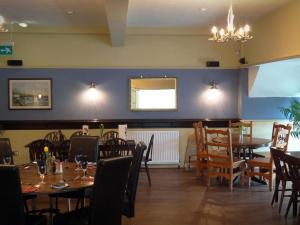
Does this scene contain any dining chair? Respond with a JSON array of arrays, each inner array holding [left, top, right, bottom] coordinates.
[[283, 153, 300, 218], [142, 134, 154, 186], [0, 138, 15, 164], [270, 147, 291, 213], [193, 121, 206, 177], [229, 120, 253, 159], [51, 136, 99, 212], [101, 138, 131, 158], [0, 165, 47, 225], [68, 136, 99, 163], [247, 123, 292, 191], [44, 130, 66, 143], [27, 139, 55, 162], [101, 131, 119, 142], [70, 130, 84, 138], [205, 127, 246, 191], [123, 141, 147, 218], [53, 156, 132, 225]]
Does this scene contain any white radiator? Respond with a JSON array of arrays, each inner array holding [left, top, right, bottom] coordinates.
[[127, 131, 179, 165]]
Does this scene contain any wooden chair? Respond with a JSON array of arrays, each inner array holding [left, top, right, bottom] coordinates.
[[53, 156, 132, 225], [0, 165, 47, 225], [44, 130, 66, 143], [270, 147, 291, 213], [70, 131, 84, 138], [123, 142, 147, 218], [247, 123, 292, 191], [229, 120, 253, 159], [1, 138, 37, 212], [101, 138, 131, 158], [205, 127, 246, 192], [192, 121, 206, 177], [142, 134, 154, 186], [283, 153, 300, 218], [101, 131, 119, 142], [27, 139, 55, 162]]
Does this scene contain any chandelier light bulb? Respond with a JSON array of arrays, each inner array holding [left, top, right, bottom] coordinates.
[[211, 26, 218, 34], [244, 24, 250, 33], [238, 27, 244, 36], [219, 28, 225, 36]]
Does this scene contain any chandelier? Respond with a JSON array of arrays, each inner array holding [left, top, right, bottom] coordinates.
[[209, 5, 252, 43]]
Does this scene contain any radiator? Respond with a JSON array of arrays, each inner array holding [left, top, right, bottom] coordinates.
[[127, 131, 179, 165]]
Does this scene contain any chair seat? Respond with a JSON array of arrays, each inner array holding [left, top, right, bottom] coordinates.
[[53, 207, 89, 225], [248, 157, 271, 168], [26, 215, 47, 225], [142, 156, 151, 162]]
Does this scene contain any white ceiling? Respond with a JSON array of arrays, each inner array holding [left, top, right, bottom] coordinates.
[[0, 0, 292, 30]]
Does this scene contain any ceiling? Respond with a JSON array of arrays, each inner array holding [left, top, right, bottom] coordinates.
[[0, 0, 291, 30]]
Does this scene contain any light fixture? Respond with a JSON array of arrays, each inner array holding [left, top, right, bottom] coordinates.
[[209, 80, 217, 89], [18, 22, 28, 28], [0, 15, 8, 32], [90, 82, 96, 89], [209, 4, 252, 43]]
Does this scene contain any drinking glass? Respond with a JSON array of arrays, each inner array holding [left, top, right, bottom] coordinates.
[[37, 159, 46, 184], [74, 154, 82, 171], [80, 155, 88, 180], [3, 154, 12, 165]]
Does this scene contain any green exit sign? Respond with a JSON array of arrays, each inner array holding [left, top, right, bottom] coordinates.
[[0, 45, 13, 55]]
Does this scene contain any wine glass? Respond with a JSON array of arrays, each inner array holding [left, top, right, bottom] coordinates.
[[3, 154, 12, 165], [74, 153, 82, 171], [80, 155, 88, 180], [37, 159, 46, 184]]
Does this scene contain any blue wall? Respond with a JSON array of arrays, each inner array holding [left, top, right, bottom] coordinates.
[[0, 68, 239, 120], [239, 68, 299, 119]]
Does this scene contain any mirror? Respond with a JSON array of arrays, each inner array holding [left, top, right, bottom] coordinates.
[[130, 77, 177, 111]]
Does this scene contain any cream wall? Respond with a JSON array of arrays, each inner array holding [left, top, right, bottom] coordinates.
[[244, 0, 300, 65], [3, 120, 299, 167], [0, 32, 239, 68]]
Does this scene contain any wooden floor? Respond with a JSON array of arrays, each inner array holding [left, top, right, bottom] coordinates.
[[35, 168, 300, 225]]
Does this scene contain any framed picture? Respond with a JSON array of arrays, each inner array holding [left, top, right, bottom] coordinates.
[[8, 79, 52, 109]]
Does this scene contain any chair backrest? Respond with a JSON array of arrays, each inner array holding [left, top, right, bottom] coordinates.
[[271, 123, 292, 152], [57, 139, 71, 161], [123, 142, 147, 218], [68, 136, 99, 162], [193, 122, 204, 153], [284, 154, 300, 190], [70, 131, 84, 138], [44, 130, 66, 143], [89, 156, 132, 225], [102, 138, 131, 158], [28, 139, 55, 162], [270, 147, 289, 181], [145, 134, 154, 161], [0, 138, 14, 164], [229, 120, 252, 137], [204, 127, 233, 164], [0, 165, 25, 225], [101, 131, 119, 142]]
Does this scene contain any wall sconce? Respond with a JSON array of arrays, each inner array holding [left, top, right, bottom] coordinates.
[[209, 80, 217, 89], [90, 82, 96, 89]]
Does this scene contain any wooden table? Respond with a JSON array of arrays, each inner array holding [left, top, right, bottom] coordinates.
[[231, 136, 272, 149], [20, 162, 94, 195]]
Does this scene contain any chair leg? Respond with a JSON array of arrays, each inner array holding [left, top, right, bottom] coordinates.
[[278, 181, 286, 213], [145, 162, 151, 186], [285, 190, 295, 218], [271, 177, 280, 206], [269, 172, 273, 192], [67, 198, 71, 211]]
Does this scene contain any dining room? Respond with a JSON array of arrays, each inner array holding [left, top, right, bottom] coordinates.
[[0, 0, 300, 225]]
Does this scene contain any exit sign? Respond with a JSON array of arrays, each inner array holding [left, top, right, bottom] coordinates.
[[0, 45, 13, 55]]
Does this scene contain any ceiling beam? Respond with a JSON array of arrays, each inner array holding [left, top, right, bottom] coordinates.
[[104, 0, 129, 46]]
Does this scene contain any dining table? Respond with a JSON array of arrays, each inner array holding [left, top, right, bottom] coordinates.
[[20, 162, 95, 195]]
